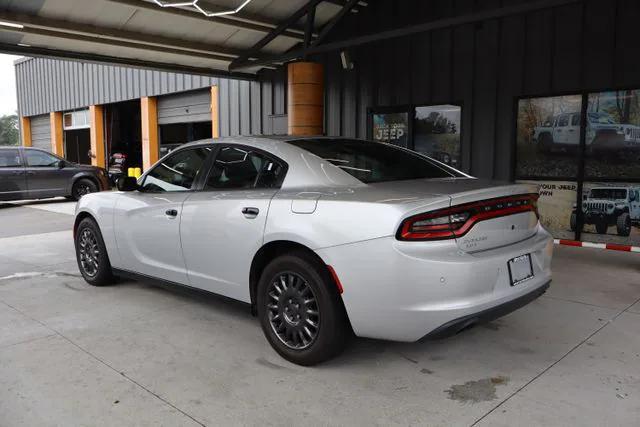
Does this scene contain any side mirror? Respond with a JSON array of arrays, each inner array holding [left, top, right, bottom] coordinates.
[[117, 176, 139, 192], [58, 160, 66, 169]]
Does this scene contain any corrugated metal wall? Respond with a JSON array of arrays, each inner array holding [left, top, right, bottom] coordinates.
[[319, 0, 640, 180], [30, 114, 51, 151], [14, 58, 286, 137]]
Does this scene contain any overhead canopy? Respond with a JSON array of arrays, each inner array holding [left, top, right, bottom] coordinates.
[[0, 0, 367, 78]]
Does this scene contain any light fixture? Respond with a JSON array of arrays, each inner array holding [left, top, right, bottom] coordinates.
[[152, 0, 254, 18], [0, 21, 24, 29]]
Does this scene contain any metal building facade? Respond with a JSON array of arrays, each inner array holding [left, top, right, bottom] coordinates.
[[14, 57, 287, 137]]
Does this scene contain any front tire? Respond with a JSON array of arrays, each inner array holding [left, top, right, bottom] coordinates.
[[71, 178, 98, 201], [617, 213, 631, 236], [595, 222, 608, 234], [75, 218, 114, 286], [257, 253, 350, 366]]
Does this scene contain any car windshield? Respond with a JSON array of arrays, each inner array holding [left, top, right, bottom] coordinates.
[[588, 113, 616, 124], [589, 189, 627, 200], [287, 139, 465, 183]]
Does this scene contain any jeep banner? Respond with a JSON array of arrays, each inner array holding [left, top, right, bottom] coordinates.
[[516, 95, 582, 180], [579, 182, 640, 247], [372, 112, 409, 148], [518, 180, 578, 241]]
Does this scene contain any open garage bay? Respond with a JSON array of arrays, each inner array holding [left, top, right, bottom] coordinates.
[[0, 200, 639, 426]]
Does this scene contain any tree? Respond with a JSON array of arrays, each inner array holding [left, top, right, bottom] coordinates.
[[0, 114, 19, 146]]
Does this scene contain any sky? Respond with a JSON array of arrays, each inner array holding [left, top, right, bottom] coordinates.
[[0, 54, 20, 117]]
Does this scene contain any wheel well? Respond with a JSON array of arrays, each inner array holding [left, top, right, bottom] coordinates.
[[72, 175, 99, 192], [249, 240, 327, 315], [73, 211, 96, 238]]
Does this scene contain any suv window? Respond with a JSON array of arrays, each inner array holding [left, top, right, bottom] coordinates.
[[558, 115, 569, 127], [571, 114, 581, 126], [25, 150, 60, 167], [141, 147, 211, 192], [287, 139, 464, 183], [205, 146, 285, 190], [0, 149, 22, 167]]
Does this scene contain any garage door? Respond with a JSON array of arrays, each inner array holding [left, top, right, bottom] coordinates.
[[30, 114, 51, 151], [157, 90, 211, 125]]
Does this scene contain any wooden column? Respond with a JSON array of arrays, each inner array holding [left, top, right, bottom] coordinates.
[[89, 105, 106, 168], [50, 112, 64, 157], [287, 62, 324, 136], [141, 97, 159, 171], [211, 85, 220, 138], [20, 116, 32, 147]]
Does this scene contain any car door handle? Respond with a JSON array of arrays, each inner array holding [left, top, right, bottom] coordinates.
[[11, 170, 24, 175], [165, 209, 178, 218], [242, 207, 259, 218]]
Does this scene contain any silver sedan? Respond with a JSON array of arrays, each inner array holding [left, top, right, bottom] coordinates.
[[74, 137, 553, 365]]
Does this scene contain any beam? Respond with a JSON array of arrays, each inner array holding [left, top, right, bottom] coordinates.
[[211, 86, 220, 138], [50, 112, 64, 157], [0, 43, 257, 81], [106, 0, 308, 40], [89, 105, 106, 168], [229, 0, 323, 70], [20, 116, 31, 147], [0, 10, 242, 60], [231, 0, 581, 70], [141, 97, 159, 171], [312, 0, 360, 47]]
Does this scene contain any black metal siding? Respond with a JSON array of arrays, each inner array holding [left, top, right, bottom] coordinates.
[[319, 0, 638, 180]]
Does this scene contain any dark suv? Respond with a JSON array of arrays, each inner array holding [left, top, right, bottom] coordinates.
[[0, 147, 110, 202]]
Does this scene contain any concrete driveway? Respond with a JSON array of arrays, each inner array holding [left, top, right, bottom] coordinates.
[[1, 198, 639, 426]]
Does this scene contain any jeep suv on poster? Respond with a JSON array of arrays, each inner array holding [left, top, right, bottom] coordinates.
[[533, 112, 640, 154], [570, 187, 640, 236]]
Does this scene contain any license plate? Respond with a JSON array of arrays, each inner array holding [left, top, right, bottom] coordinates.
[[508, 254, 534, 286]]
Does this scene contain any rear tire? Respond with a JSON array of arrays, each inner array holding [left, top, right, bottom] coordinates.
[[570, 213, 578, 232], [71, 178, 98, 201], [74, 217, 114, 286], [617, 212, 631, 237], [257, 252, 350, 366]]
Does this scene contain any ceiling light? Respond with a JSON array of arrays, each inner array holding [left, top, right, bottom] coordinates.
[[152, 0, 253, 18], [0, 21, 24, 29]]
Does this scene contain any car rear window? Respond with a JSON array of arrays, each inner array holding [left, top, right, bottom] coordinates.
[[286, 139, 465, 183]]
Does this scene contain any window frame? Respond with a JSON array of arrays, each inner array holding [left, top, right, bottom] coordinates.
[[138, 144, 217, 193], [201, 143, 289, 192], [23, 148, 63, 168], [0, 148, 24, 168]]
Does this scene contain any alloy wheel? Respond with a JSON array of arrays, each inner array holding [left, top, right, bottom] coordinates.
[[267, 272, 320, 350], [75, 183, 92, 198], [78, 228, 100, 277]]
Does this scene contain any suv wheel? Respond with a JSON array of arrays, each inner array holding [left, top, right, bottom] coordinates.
[[257, 252, 350, 366], [595, 222, 608, 234], [617, 212, 631, 237], [74, 218, 114, 286], [71, 178, 98, 201]]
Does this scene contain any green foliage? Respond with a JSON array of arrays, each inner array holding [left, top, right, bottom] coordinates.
[[0, 114, 19, 146]]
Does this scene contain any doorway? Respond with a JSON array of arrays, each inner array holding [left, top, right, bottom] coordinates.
[[64, 129, 91, 164]]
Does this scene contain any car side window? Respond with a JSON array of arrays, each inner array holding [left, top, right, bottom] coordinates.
[[25, 150, 60, 167], [140, 147, 210, 192], [205, 146, 285, 190], [0, 150, 22, 167]]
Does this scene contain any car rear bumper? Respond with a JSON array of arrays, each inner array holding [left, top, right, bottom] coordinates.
[[316, 224, 554, 342], [421, 280, 550, 340]]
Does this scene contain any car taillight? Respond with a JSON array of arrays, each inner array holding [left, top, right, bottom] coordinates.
[[397, 193, 540, 241]]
